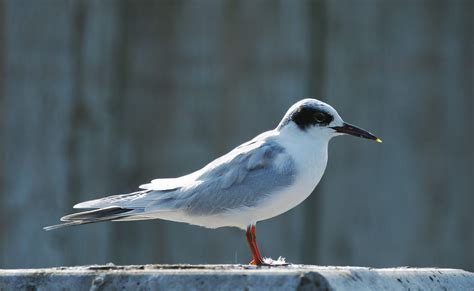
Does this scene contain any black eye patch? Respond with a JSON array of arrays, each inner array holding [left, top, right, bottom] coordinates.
[[313, 111, 332, 125], [290, 106, 334, 130]]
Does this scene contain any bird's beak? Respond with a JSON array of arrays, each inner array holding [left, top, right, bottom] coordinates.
[[331, 123, 382, 143]]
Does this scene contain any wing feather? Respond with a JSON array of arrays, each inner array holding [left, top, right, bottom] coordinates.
[[139, 174, 197, 191], [145, 139, 296, 215], [74, 190, 153, 209]]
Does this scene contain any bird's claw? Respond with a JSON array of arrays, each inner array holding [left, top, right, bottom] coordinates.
[[249, 259, 269, 266], [249, 256, 288, 266]]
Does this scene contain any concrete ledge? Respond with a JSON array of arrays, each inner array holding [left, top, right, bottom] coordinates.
[[1, 264, 473, 290]]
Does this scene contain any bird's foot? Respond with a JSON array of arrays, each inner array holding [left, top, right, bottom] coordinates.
[[249, 258, 268, 266], [249, 256, 288, 266]]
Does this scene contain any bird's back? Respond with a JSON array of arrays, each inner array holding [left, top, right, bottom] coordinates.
[[45, 130, 299, 230]]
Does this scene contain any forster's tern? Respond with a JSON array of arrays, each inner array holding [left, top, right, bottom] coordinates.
[[45, 98, 381, 266]]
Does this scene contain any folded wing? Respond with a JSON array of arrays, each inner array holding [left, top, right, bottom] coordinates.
[[45, 134, 296, 230], [145, 139, 296, 215]]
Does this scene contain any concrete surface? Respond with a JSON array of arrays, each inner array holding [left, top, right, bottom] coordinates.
[[0, 264, 473, 290]]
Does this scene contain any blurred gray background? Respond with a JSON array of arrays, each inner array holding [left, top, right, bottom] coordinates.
[[0, 0, 472, 270]]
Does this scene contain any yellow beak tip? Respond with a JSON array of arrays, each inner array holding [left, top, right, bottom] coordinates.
[[375, 138, 383, 143]]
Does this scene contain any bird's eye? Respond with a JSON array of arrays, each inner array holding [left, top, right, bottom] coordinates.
[[314, 112, 327, 123]]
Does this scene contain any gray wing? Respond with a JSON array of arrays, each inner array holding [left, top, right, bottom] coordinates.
[[44, 137, 296, 230], [145, 139, 296, 215]]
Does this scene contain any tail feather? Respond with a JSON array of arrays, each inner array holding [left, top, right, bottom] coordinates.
[[44, 206, 136, 231]]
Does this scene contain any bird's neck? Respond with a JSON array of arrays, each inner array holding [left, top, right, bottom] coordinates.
[[275, 124, 330, 181]]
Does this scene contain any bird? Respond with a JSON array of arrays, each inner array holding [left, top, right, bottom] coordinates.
[[45, 98, 381, 266]]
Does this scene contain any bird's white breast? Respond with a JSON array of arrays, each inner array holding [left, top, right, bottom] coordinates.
[[247, 129, 329, 223]]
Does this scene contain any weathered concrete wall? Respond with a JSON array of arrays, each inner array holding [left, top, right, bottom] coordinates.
[[0, 0, 473, 271], [1, 265, 473, 291]]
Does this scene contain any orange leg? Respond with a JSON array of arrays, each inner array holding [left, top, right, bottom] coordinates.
[[245, 225, 265, 265]]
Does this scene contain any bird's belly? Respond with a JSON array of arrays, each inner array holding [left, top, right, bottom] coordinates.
[[152, 145, 328, 230], [208, 163, 326, 228], [149, 174, 318, 230], [251, 171, 322, 222], [150, 173, 322, 230]]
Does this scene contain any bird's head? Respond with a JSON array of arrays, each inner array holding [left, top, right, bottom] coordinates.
[[277, 98, 382, 143]]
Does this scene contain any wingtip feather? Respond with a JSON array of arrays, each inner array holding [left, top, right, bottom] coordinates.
[[43, 221, 82, 231], [138, 184, 151, 190], [73, 201, 97, 209]]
